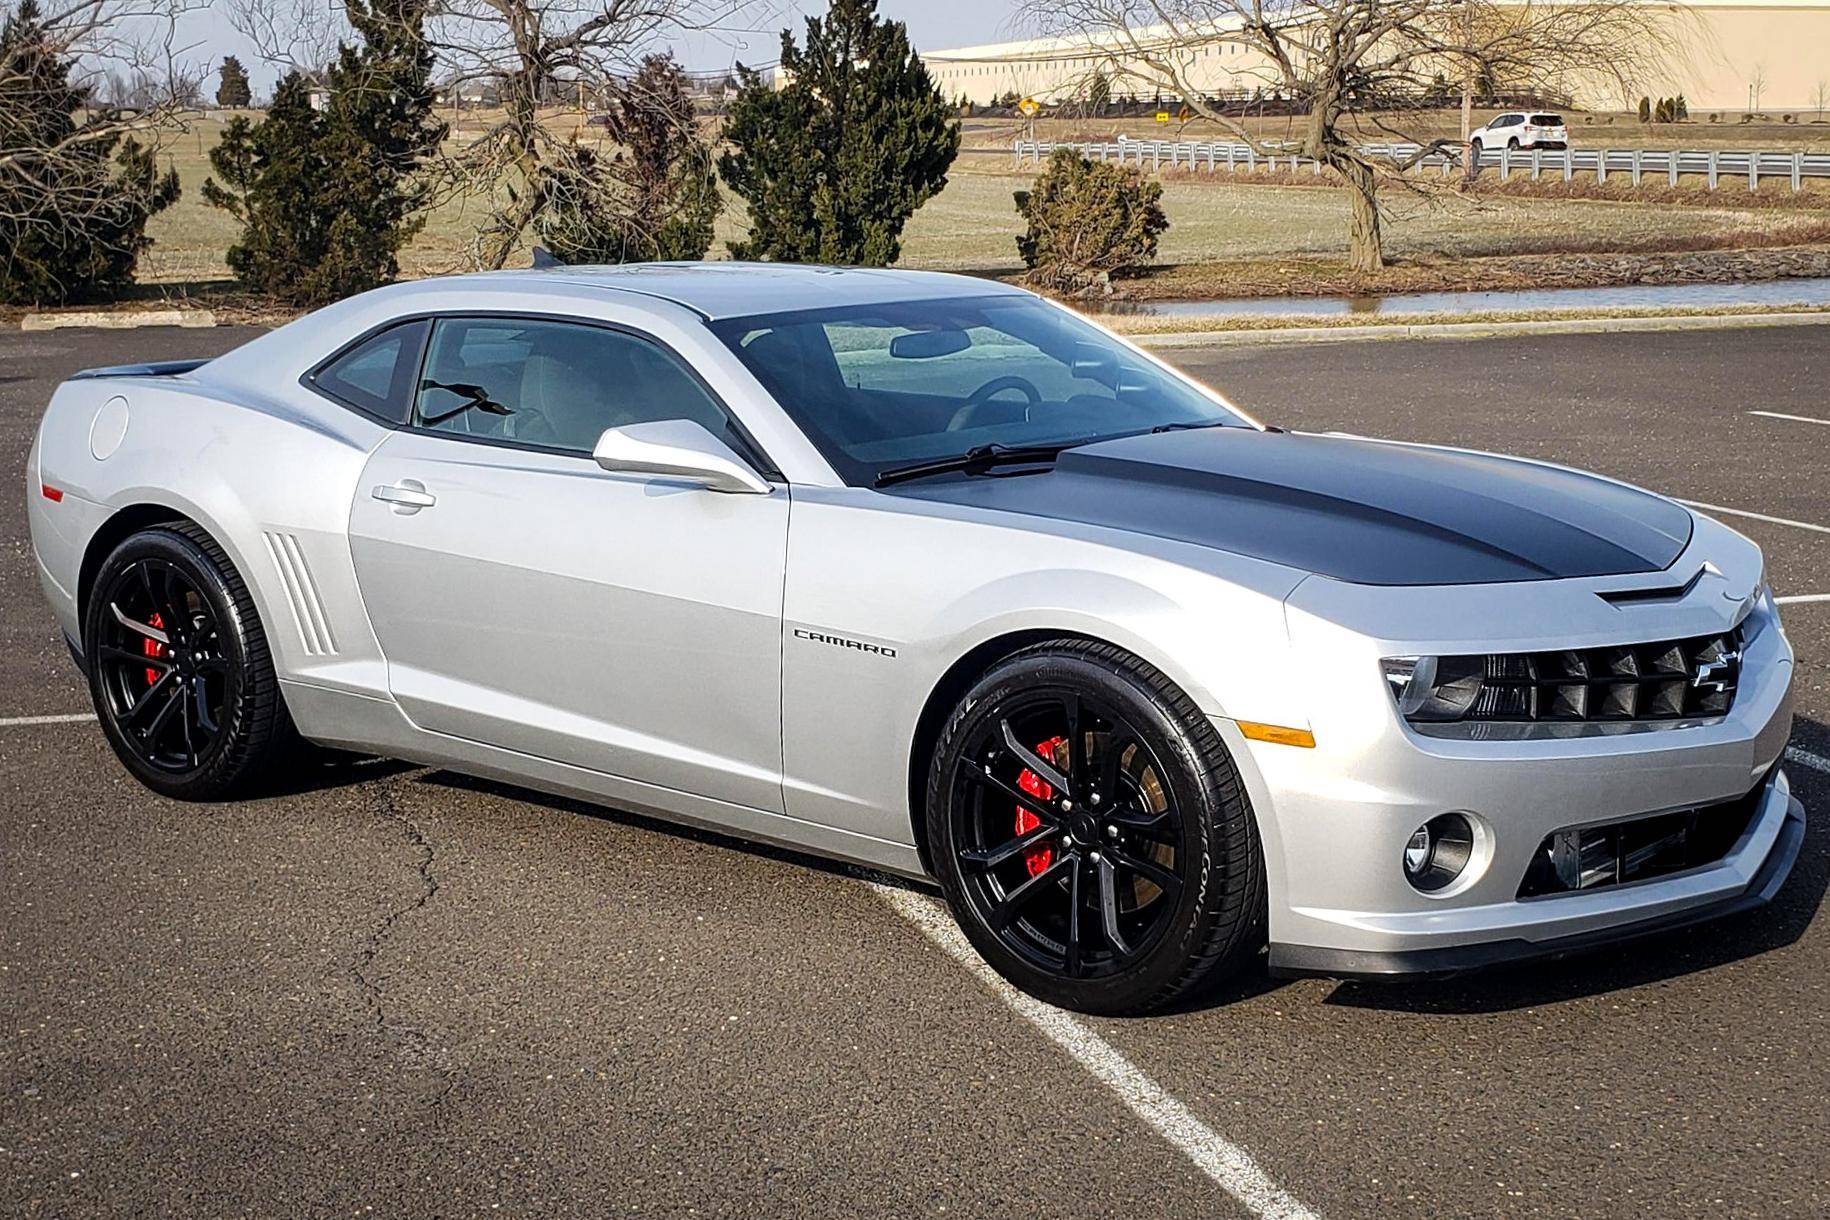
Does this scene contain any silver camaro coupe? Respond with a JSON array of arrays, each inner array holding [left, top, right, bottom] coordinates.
[[27, 265, 1802, 1014]]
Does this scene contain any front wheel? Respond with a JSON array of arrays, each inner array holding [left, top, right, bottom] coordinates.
[[84, 523, 298, 800], [926, 641, 1265, 1015]]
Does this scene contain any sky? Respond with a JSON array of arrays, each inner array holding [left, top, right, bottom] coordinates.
[[168, 0, 1029, 95]]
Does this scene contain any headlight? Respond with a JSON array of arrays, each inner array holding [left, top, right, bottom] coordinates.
[[1740, 577, 1781, 645], [1380, 655, 1484, 721]]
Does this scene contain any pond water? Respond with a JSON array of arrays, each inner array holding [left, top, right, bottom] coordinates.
[[1094, 276, 1830, 318]]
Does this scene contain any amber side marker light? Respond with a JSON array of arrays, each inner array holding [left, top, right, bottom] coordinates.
[[40, 484, 63, 502], [1236, 720, 1316, 748]]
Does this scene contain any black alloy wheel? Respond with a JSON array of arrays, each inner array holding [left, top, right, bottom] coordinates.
[[84, 523, 296, 799], [928, 641, 1265, 1015]]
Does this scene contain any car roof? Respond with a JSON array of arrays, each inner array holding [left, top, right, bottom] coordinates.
[[390, 262, 1033, 322]]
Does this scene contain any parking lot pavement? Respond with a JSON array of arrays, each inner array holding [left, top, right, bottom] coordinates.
[[2, 322, 1826, 1219]]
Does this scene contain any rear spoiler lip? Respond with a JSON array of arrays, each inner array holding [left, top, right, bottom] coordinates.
[[69, 358, 211, 381]]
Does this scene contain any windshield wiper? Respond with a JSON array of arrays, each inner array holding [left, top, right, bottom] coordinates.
[[1150, 419, 1284, 434], [873, 442, 1081, 488]]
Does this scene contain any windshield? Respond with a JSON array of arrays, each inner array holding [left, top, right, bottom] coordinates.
[[707, 294, 1251, 486]]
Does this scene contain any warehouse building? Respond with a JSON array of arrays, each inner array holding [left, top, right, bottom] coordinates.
[[925, 0, 1830, 114]]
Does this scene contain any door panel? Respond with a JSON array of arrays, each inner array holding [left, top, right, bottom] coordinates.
[[348, 428, 789, 813]]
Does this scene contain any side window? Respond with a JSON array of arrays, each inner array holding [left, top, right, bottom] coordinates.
[[310, 319, 429, 423], [411, 317, 757, 463]]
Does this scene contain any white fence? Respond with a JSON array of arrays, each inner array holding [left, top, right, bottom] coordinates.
[[1011, 139, 1830, 192]]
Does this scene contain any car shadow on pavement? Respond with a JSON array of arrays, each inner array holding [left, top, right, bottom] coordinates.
[[1322, 721, 1829, 1017], [413, 769, 937, 894], [263, 749, 419, 798]]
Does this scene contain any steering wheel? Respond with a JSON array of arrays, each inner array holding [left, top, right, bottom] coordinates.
[[945, 375, 1045, 432]]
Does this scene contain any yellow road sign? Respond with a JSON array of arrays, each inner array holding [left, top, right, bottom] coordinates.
[[1018, 97, 1039, 117], [1155, 110, 1170, 124]]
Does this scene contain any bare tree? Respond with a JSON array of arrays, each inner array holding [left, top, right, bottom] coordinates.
[[423, 0, 762, 269], [1023, 0, 1670, 271], [1747, 61, 1766, 115], [1, 0, 201, 234], [1815, 78, 1829, 122], [225, 0, 347, 73]]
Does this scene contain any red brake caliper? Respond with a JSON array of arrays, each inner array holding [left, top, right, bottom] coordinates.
[[143, 612, 166, 686], [1014, 734, 1067, 878]]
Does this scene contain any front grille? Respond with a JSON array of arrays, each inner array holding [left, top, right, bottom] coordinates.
[[1453, 630, 1741, 723], [1517, 776, 1766, 898]]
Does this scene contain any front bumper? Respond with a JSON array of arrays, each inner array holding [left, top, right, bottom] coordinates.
[[1233, 512, 1801, 977], [1268, 766, 1804, 978]]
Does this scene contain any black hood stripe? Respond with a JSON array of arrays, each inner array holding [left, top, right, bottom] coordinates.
[[892, 429, 1692, 587]]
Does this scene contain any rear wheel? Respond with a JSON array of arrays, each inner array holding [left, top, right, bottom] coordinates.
[[84, 523, 297, 800], [926, 641, 1265, 1015]]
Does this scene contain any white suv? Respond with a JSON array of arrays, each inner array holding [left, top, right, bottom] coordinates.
[[1471, 112, 1568, 155]]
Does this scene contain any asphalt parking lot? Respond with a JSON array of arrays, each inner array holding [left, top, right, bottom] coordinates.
[[2, 321, 1826, 1219]]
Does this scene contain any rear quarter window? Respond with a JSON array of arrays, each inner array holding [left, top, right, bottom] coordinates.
[[308, 319, 430, 423]]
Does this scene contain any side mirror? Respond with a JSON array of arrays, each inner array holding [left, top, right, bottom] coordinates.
[[591, 419, 771, 494]]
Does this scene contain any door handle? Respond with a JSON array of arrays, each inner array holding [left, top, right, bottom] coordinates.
[[372, 480, 436, 513]]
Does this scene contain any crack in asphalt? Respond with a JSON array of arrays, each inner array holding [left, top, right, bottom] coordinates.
[[349, 776, 456, 1109]]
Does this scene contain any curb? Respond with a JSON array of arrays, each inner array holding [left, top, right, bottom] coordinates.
[[22, 309, 216, 332], [1131, 309, 1830, 348]]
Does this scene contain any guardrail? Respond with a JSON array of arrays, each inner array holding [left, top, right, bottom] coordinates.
[[1011, 139, 1830, 191]]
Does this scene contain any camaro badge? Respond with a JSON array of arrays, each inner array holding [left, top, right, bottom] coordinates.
[[794, 628, 897, 658]]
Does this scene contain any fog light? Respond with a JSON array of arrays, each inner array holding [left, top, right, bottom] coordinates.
[[1403, 827, 1432, 874], [1402, 813, 1476, 893]]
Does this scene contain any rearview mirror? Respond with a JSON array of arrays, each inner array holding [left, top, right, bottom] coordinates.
[[592, 420, 771, 494], [889, 329, 970, 359]]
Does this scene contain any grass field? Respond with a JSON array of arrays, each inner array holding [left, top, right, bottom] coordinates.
[[131, 110, 1830, 303], [890, 168, 1830, 271]]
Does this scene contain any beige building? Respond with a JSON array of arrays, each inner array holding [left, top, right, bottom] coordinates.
[[924, 1, 1830, 114]]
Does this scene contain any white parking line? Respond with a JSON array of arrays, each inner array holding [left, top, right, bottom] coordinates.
[[1749, 410, 1830, 428], [1777, 593, 1830, 605], [1787, 746, 1830, 777], [1679, 501, 1830, 536], [869, 882, 1320, 1220], [0, 711, 97, 727]]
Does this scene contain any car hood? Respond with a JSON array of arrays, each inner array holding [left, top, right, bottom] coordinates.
[[888, 428, 1693, 586]]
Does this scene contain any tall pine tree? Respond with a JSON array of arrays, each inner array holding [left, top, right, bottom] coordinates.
[[203, 74, 328, 298], [719, 0, 957, 266], [0, 0, 180, 304], [215, 55, 252, 108], [203, 0, 444, 304]]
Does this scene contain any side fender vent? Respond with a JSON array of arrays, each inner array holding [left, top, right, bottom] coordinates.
[[262, 531, 339, 657]]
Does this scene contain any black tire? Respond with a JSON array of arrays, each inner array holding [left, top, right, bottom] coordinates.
[[83, 522, 297, 800], [925, 641, 1265, 1015], [1507, 137, 1520, 151]]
